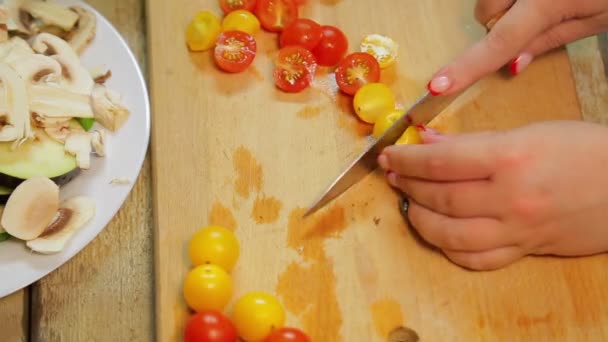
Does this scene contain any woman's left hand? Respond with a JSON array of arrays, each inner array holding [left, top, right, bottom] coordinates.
[[378, 120, 608, 270]]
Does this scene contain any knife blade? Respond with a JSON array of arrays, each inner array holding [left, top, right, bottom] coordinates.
[[304, 89, 463, 217]]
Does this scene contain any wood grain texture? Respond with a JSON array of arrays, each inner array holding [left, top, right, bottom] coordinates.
[[28, 1, 155, 341], [0, 290, 28, 342], [148, 0, 608, 341]]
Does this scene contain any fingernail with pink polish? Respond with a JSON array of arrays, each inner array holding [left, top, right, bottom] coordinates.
[[509, 53, 533, 76], [427, 75, 451, 95]]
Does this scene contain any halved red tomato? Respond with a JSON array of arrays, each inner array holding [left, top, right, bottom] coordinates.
[[311, 25, 348, 67], [214, 31, 257, 73], [273, 45, 317, 93], [255, 0, 298, 32], [279, 18, 322, 51], [335, 52, 381, 95], [219, 0, 257, 14]]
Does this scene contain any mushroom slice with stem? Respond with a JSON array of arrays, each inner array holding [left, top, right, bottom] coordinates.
[[64, 130, 92, 169], [26, 196, 95, 254], [91, 84, 130, 132], [9, 53, 62, 83], [21, 0, 79, 32], [0, 62, 32, 147], [29, 83, 94, 118], [0, 176, 59, 240], [4, 0, 31, 35], [31, 32, 94, 94], [65, 6, 96, 55]]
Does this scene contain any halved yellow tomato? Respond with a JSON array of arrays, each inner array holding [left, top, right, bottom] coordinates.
[[221, 9, 261, 35], [395, 126, 422, 145], [372, 109, 403, 138], [360, 34, 399, 69]]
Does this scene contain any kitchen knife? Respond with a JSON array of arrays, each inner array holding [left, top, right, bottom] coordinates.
[[304, 89, 463, 217]]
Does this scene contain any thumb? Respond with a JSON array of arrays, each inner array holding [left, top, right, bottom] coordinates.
[[427, 1, 557, 96], [511, 16, 608, 75]]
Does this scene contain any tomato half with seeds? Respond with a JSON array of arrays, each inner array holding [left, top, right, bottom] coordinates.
[[273, 45, 317, 93], [214, 31, 257, 73], [255, 0, 298, 32], [311, 25, 348, 67], [279, 18, 322, 51], [219, 0, 257, 14], [335, 52, 380, 95]]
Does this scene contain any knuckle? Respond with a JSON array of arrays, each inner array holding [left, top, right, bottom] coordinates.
[[484, 28, 511, 55], [509, 194, 549, 224]]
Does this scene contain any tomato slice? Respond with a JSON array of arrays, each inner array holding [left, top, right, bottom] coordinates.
[[335, 52, 380, 95], [219, 0, 257, 14], [279, 18, 322, 51], [255, 0, 298, 32], [214, 31, 257, 73], [311, 25, 348, 67], [273, 46, 317, 93]]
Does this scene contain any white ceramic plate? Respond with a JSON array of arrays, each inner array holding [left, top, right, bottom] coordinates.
[[0, 0, 150, 297]]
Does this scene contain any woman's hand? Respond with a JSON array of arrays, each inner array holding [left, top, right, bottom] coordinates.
[[378, 121, 608, 270], [427, 0, 608, 96]]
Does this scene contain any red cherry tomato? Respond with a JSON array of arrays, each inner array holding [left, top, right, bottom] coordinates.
[[219, 0, 257, 14], [184, 310, 238, 342], [214, 31, 257, 73], [335, 52, 381, 95], [263, 327, 311, 342], [255, 0, 298, 32], [273, 45, 317, 93], [311, 25, 348, 67], [293, 0, 306, 4], [279, 18, 322, 51]]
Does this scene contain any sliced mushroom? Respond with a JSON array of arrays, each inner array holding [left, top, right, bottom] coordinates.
[[31, 112, 70, 128], [26, 196, 95, 254], [31, 32, 94, 94], [0, 176, 59, 240], [0, 6, 8, 43], [88, 64, 111, 84], [4, 0, 30, 35], [90, 129, 105, 156], [21, 0, 79, 32], [8, 53, 62, 82], [64, 130, 91, 169], [0, 62, 32, 146], [0, 36, 34, 63], [64, 6, 96, 55], [29, 83, 94, 118], [90, 84, 130, 132]]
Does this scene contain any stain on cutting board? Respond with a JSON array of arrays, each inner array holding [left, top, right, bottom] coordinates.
[[275, 206, 350, 340], [371, 299, 405, 337], [233, 146, 263, 199], [251, 196, 282, 224], [208, 202, 237, 231], [297, 105, 322, 119]]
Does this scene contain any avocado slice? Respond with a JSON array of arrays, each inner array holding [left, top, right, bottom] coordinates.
[[0, 127, 80, 189]]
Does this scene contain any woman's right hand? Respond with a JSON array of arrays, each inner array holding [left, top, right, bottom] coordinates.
[[427, 0, 608, 96]]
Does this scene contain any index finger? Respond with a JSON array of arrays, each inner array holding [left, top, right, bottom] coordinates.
[[378, 132, 498, 181], [428, 0, 558, 95]]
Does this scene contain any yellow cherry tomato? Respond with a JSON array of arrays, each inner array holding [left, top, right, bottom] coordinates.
[[360, 34, 399, 69], [395, 125, 422, 145], [221, 10, 260, 35], [186, 11, 221, 51], [353, 83, 396, 124], [372, 109, 403, 138], [189, 225, 240, 272], [183, 264, 232, 312], [231, 292, 286, 341]]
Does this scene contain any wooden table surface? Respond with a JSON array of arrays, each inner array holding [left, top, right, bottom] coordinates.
[[0, 0, 607, 341]]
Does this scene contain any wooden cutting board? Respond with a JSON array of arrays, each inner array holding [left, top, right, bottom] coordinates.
[[147, 0, 608, 340]]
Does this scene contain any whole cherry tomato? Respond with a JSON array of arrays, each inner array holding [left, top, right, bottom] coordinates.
[[184, 310, 238, 342], [311, 25, 348, 67], [279, 18, 322, 51], [263, 327, 310, 342]]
